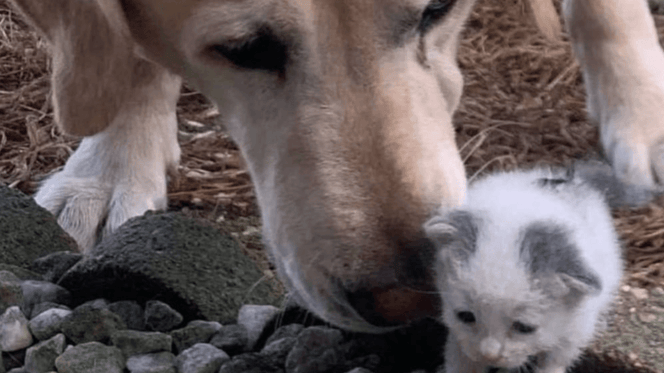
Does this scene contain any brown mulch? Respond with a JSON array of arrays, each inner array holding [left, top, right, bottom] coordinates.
[[1, 0, 663, 288]]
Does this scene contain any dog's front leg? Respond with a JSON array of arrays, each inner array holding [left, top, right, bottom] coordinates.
[[35, 62, 182, 252], [564, 0, 664, 187]]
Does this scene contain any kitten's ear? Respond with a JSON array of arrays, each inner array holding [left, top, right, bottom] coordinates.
[[544, 273, 595, 307]]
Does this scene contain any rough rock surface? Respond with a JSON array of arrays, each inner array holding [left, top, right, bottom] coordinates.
[[0, 186, 78, 268], [54, 342, 125, 373], [0, 306, 32, 352], [31, 251, 83, 283], [57, 212, 282, 323]]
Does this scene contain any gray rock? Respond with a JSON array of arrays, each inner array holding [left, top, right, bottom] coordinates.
[[54, 342, 124, 373], [285, 327, 344, 373], [31, 252, 82, 283], [29, 302, 71, 320], [265, 324, 304, 346], [170, 320, 222, 354], [218, 353, 284, 373], [6, 369, 28, 373], [261, 337, 297, 366], [20, 281, 71, 318], [110, 330, 172, 358], [144, 300, 183, 332], [0, 306, 33, 352], [0, 186, 78, 269], [345, 369, 374, 373], [108, 300, 145, 331], [24, 333, 66, 373], [57, 212, 282, 323], [0, 271, 23, 314], [238, 305, 279, 350], [28, 308, 72, 341], [60, 303, 126, 344], [0, 265, 43, 282], [126, 352, 176, 373], [209, 324, 249, 355], [174, 343, 229, 373]]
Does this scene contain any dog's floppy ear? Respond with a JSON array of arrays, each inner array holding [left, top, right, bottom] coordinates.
[[10, 0, 138, 136]]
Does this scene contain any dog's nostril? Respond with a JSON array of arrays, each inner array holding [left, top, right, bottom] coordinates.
[[345, 288, 404, 328]]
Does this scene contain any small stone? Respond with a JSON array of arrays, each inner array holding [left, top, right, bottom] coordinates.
[[261, 337, 297, 366], [237, 305, 279, 350], [20, 281, 71, 318], [620, 285, 631, 293], [54, 342, 125, 373], [170, 320, 222, 354], [175, 343, 230, 373], [144, 301, 183, 332], [126, 352, 176, 373], [61, 303, 126, 344], [265, 324, 304, 346], [29, 302, 71, 320], [31, 251, 83, 283], [24, 333, 66, 373], [110, 330, 172, 358], [346, 368, 374, 373], [28, 308, 72, 341], [630, 307, 636, 313], [218, 353, 282, 373], [0, 271, 23, 314], [78, 298, 110, 310], [629, 352, 638, 361], [631, 287, 649, 300], [109, 301, 145, 331], [209, 325, 249, 355], [638, 313, 658, 323], [285, 326, 344, 373], [0, 306, 33, 352]]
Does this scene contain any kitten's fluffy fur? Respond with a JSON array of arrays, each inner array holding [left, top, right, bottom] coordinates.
[[425, 165, 624, 373]]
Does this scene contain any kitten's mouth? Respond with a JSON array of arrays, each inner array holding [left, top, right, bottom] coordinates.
[[487, 355, 539, 373]]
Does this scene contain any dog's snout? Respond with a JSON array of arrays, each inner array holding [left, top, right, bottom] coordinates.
[[345, 285, 441, 328]]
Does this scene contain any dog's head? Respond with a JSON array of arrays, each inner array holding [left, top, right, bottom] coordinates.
[[13, 0, 558, 332]]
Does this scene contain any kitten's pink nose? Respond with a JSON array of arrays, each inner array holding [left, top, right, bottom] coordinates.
[[480, 337, 502, 362]]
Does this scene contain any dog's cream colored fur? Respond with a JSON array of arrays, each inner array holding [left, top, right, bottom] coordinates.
[[10, 0, 664, 332]]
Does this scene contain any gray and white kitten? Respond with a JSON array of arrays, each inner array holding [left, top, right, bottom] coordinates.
[[424, 163, 633, 373]]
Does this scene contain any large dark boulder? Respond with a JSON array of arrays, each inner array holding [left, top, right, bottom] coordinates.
[[0, 186, 78, 269], [58, 212, 283, 324]]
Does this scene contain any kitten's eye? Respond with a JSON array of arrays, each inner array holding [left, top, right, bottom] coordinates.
[[207, 28, 288, 74], [512, 321, 537, 334], [456, 311, 476, 324]]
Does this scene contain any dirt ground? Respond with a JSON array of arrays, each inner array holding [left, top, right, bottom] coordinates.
[[1, 0, 664, 371]]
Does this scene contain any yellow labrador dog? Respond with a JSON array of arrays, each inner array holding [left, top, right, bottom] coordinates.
[[10, 0, 664, 332]]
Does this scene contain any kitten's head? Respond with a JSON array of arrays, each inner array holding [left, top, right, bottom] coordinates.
[[424, 212, 601, 370]]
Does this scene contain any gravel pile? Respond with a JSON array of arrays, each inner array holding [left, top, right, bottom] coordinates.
[[0, 267, 448, 373]]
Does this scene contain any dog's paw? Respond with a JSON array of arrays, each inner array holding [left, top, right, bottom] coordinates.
[[600, 103, 664, 189], [34, 127, 179, 252]]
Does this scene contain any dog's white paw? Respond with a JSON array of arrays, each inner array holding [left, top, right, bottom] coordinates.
[[599, 89, 664, 189], [35, 120, 179, 252]]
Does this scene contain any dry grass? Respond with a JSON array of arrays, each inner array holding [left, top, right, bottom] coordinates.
[[1, 0, 663, 288]]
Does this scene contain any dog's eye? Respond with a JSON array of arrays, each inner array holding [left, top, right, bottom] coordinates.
[[418, 0, 457, 34], [208, 28, 288, 75], [512, 321, 537, 334], [456, 311, 476, 324]]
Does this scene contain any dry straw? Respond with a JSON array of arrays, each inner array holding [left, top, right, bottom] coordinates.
[[1, 0, 663, 287]]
